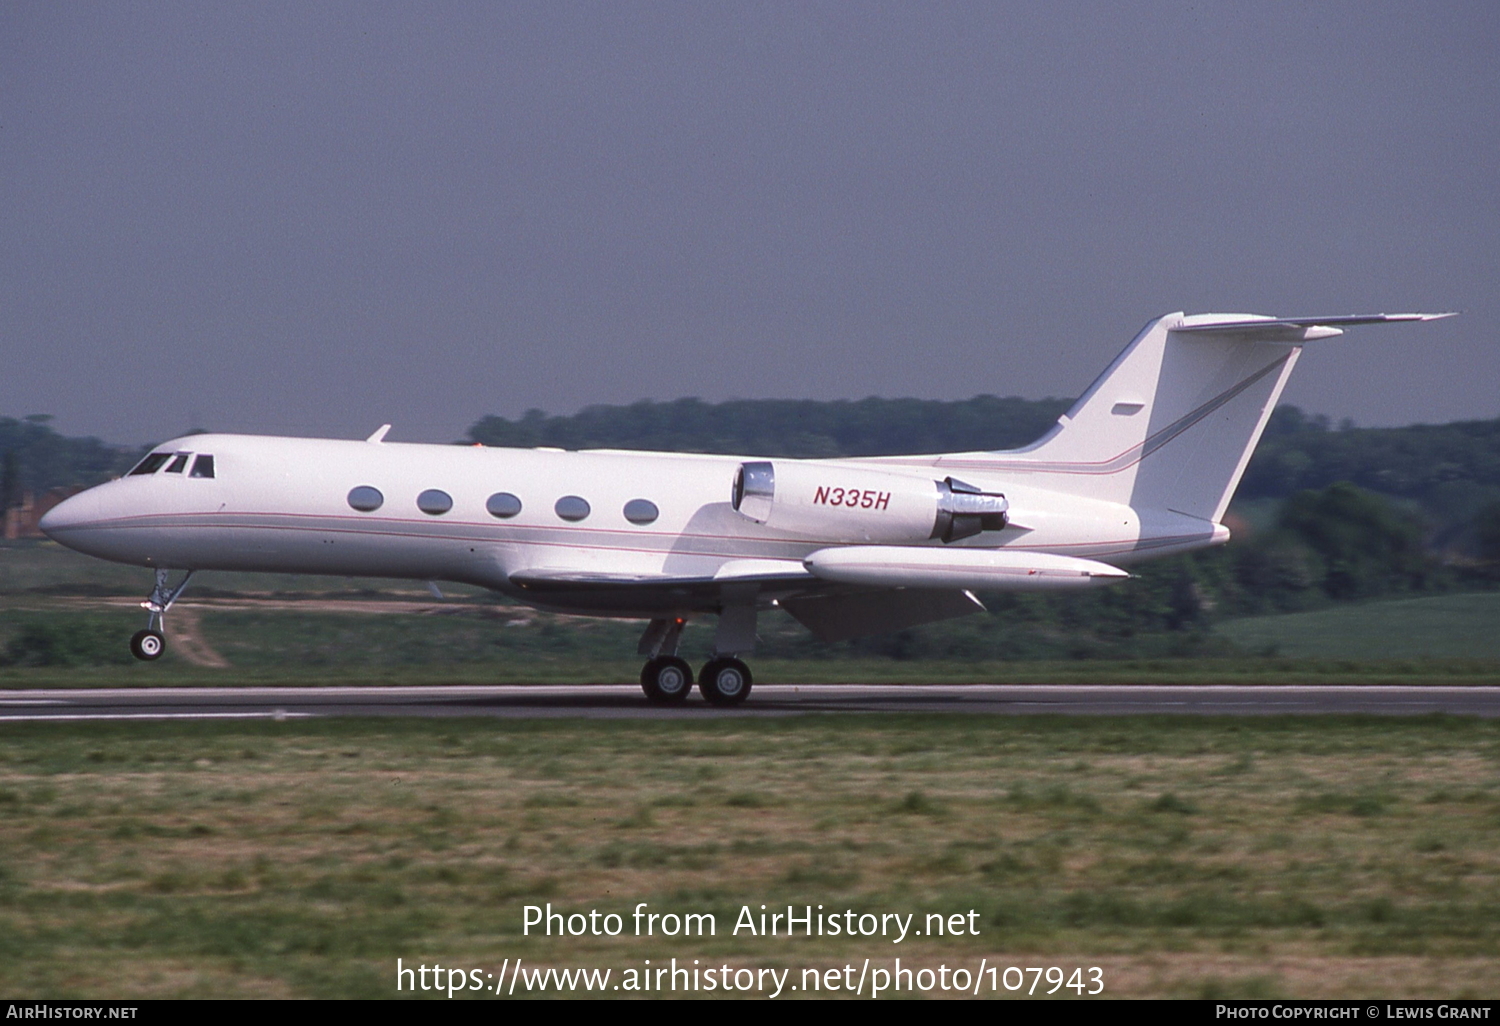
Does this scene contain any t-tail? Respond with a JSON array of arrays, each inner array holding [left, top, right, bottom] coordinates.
[[887, 311, 1455, 527]]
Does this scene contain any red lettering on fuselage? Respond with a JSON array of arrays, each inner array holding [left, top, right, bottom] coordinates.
[[812, 487, 892, 511]]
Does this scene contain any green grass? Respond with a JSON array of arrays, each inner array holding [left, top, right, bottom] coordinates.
[[5, 604, 1500, 687], [6, 654, 1500, 688], [0, 716, 1498, 998], [1216, 593, 1500, 659], [0, 540, 498, 599], [8, 537, 1500, 681], [7, 538, 1500, 685]]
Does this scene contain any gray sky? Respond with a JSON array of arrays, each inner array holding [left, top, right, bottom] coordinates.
[[3, 2, 1496, 445]]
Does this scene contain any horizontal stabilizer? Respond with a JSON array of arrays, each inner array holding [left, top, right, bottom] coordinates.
[[804, 546, 1128, 592], [1171, 312, 1456, 342]]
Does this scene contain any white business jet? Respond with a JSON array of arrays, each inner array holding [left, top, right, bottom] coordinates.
[[40, 311, 1451, 705]]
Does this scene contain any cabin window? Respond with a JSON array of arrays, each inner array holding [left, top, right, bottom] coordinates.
[[554, 495, 591, 522], [417, 489, 454, 515], [128, 453, 173, 476], [190, 454, 215, 478], [347, 486, 384, 512], [486, 492, 523, 519], [163, 453, 190, 473], [623, 499, 659, 525]]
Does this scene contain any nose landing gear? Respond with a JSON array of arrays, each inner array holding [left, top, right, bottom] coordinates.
[[130, 569, 195, 661]]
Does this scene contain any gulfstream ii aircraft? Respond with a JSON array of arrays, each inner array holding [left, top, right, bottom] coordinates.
[[40, 311, 1452, 705]]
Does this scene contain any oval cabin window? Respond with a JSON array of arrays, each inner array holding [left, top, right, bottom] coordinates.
[[554, 496, 591, 522], [486, 492, 523, 519], [417, 489, 453, 515], [623, 499, 659, 525], [347, 486, 384, 512]]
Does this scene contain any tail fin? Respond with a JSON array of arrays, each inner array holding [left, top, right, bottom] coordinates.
[[958, 311, 1453, 522]]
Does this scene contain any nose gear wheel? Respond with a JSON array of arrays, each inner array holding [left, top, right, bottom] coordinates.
[[129, 629, 165, 661]]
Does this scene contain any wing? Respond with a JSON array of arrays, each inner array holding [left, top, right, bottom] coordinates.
[[507, 558, 986, 639], [506, 559, 817, 614]]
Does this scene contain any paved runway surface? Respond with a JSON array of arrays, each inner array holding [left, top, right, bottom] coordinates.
[[2, 684, 1500, 721]]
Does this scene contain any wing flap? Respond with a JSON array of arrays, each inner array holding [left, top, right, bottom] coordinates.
[[780, 588, 984, 643], [509, 561, 814, 595]]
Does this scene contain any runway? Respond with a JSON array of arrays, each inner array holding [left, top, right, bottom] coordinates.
[[2, 683, 1500, 721]]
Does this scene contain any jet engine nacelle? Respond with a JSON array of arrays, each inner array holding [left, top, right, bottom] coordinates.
[[731, 460, 1007, 544]]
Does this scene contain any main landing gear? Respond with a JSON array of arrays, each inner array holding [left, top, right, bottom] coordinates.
[[639, 655, 754, 706], [640, 656, 693, 703], [637, 617, 755, 707], [698, 657, 752, 706], [129, 568, 195, 661]]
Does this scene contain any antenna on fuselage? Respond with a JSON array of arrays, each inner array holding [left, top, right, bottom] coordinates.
[[366, 424, 392, 444]]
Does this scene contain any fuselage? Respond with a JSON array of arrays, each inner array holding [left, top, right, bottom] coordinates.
[[38, 431, 1224, 615]]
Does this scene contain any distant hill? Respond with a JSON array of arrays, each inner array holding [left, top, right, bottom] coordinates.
[[7, 402, 1496, 655], [467, 395, 1073, 458], [466, 398, 1500, 554], [8, 400, 1500, 537], [1243, 407, 1500, 544]]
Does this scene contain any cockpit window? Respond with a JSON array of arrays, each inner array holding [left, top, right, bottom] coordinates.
[[164, 453, 190, 474], [190, 454, 215, 478], [128, 453, 173, 476]]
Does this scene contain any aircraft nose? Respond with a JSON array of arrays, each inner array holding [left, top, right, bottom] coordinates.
[[38, 489, 104, 539]]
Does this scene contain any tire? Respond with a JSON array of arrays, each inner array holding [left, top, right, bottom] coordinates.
[[640, 656, 693, 703], [698, 657, 752, 707], [130, 629, 165, 661]]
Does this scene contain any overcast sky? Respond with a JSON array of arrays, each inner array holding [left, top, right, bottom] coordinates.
[[3, 2, 1496, 445]]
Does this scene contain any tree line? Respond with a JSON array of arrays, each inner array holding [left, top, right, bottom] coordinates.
[[467, 395, 1073, 459], [0, 415, 129, 506], [14, 396, 1500, 517], [8, 398, 1500, 564], [5, 398, 1498, 659]]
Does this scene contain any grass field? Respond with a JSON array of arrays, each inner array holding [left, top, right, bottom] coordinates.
[[1215, 593, 1500, 660], [1, 716, 1497, 999], [6, 540, 1500, 686], [6, 546, 1500, 1000]]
